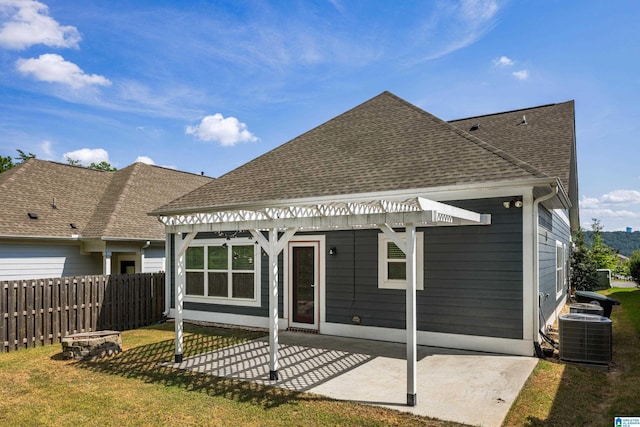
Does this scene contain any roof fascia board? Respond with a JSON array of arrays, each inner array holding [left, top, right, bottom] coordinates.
[[0, 234, 81, 241], [152, 177, 563, 216], [100, 237, 164, 242]]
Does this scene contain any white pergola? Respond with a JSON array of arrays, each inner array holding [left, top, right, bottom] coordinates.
[[160, 196, 491, 407]]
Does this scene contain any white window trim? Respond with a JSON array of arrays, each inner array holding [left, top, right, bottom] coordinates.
[[556, 240, 565, 298], [378, 232, 424, 290], [184, 238, 262, 307]]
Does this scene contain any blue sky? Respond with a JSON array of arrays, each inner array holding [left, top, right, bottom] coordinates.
[[1, 1, 639, 231]]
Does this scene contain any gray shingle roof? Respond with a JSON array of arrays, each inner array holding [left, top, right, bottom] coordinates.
[[0, 160, 212, 240], [154, 92, 557, 215], [449, 100, 575, 193]]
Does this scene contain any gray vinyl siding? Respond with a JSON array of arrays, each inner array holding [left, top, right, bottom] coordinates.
[[0, 240, 103, 280], [326, 197, 524, 340], [142, 247, 165, 273], [170, 197, 524, 339], [538, 208, 571, 321]]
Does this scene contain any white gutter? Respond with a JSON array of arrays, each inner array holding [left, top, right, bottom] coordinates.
[[531, 183, 559, 350]]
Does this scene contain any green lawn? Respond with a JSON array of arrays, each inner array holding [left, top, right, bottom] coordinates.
[[0, 323, 451, 426], [504, 287, 640, 426], [1, 288, 638, 426]]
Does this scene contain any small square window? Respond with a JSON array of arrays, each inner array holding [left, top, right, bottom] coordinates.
[[378, 232, 424, 290]]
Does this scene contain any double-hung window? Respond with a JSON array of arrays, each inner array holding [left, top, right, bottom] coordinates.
[[378, 232, 424, 290], [184, 239, 261, 306], [556, 241, 566, 296]]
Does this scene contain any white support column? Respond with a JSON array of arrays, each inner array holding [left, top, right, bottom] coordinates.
[[378, 222, 419, 406], [249, 227, 298, 381], [405, 223, 418, 407], [268, 229, 279, 380], [103, 250, 112, 275], [174, 231, 196, 363]]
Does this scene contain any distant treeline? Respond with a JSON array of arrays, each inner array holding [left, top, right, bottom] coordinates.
[[584, 231, 640, 257]]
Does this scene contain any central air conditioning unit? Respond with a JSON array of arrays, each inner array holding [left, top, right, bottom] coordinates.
[[569, 303, 604, 316], [559, 313, 612, 365]]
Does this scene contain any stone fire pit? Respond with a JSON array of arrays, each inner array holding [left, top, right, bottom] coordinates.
[[61, 330, 122, 360]]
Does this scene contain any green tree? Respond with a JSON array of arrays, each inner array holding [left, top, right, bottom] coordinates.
[[66, 157, 82, 166], [0, 149, 35, 173], [571, 227, 599, 290], [88, 161, 117, 171], [629, 250, 640, 285], [0, 154, 14, 173], [588, 218, 618, 270], [15, 149, 35, 162]]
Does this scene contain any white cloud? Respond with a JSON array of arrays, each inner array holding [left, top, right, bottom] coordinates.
[[186, 113, 259, 146], [413, 0, 500, 62], [0, 0, 81, 50], [62, 148, 109, 166], [16, 54, 111, 89], [600, 190, 640, 204], [493, 55, 513, 67], [39, 140, 54, 159], [512, 69, 529, 80], [135, 156, 155, 165], [580, 190, 640, 230]]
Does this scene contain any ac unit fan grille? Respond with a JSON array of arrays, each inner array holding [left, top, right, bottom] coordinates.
[[559, 313, 612, 365]]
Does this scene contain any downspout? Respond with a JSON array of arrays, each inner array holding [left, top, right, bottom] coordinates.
[[532, 183, 559, 355]]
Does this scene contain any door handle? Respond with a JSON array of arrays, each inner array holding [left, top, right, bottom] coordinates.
[[310, 284, 315, 288]]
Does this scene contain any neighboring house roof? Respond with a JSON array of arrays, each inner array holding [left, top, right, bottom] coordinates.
[[0, 159, 212, 241], [154, 91, 565, 216]]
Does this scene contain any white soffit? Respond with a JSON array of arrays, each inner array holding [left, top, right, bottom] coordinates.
[[159, 196, 491, 232]]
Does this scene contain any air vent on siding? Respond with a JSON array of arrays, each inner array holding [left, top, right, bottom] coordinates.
[[559, 313, 612, 365]]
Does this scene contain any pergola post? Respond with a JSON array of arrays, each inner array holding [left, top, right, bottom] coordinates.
[[405, 223, 418, 406], [249, 228, 297, 381], [174, 231, 196, 363], [268, 229, 279, 380], [378, 222, 419, 406]]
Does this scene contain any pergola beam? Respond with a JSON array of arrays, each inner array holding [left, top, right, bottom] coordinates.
[[164, 210, 490, 235]]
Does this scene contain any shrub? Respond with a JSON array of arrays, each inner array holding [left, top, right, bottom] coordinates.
[[629, 250, 640, 285]]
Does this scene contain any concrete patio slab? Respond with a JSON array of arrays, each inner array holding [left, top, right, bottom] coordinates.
[[168, 332, 537, 427]]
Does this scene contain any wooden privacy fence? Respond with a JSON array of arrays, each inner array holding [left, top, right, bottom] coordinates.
[[1, 273, 165, 353]]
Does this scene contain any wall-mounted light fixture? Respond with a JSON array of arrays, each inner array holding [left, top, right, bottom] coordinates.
[[329, 246, 337, 256], [502, 198, 523, 209]]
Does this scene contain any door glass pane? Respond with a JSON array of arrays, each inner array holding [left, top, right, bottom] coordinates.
[[186, 272, 204, 295], [186, 247, 204, 269], [293, 247, 314, 323], [208, 272, 228, 297], [232, 273, 254, 298], [208, 246, 227, 270], [232, 245, 254, 270]]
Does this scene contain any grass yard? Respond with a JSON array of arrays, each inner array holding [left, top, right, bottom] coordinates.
[[504, 287, 640, 426], [1, 288, 638, 426], [0, 322, 452, 427]]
